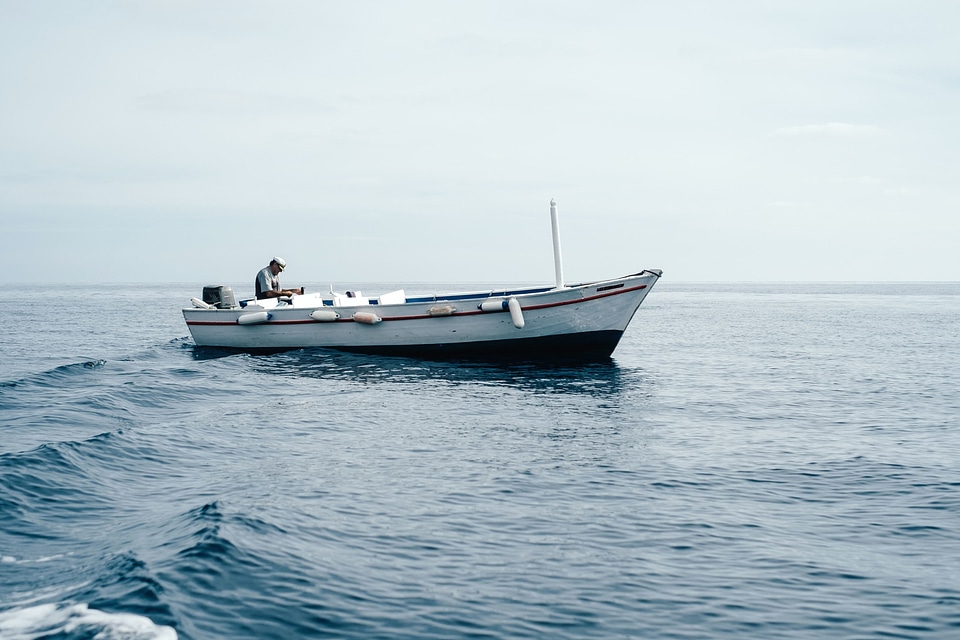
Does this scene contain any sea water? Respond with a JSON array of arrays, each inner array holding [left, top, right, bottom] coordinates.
[[1, 282, 958, 639]]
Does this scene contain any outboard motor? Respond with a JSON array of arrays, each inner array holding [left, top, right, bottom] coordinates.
[[201, 285, 238, 309]]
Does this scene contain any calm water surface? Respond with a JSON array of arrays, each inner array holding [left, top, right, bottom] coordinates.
[[1, 282, 958, 639]]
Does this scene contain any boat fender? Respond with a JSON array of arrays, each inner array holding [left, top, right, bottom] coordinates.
[[237, 311, 272, 325], [309, 309, 341, 322], [191, 297, 214, 309], [507, 297, 525, 329], [428, 304, 456, 316], [478, 299, 508, 312], [353, 311, 382, 325]]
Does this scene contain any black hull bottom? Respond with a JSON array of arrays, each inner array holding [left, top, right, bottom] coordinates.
[[331, 330, 624, 361], [190, 330, 625, 362], [193, 330, 623, 362]]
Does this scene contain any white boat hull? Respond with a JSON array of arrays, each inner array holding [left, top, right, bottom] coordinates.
[[183, 270, 661, 359]]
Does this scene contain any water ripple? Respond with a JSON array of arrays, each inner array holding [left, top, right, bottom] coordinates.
[[2, 283, 959, 639]]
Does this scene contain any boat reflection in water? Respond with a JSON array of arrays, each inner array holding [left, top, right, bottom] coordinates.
[[255, 348, 637, 396]]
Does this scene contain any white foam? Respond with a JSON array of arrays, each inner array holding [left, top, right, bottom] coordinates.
[[0, 553, 68, 565], [0, 603, 177, 640]]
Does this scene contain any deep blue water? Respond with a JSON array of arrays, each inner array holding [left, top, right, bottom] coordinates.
[[1, 282, 959, 639]]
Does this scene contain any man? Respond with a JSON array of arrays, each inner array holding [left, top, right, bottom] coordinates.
[[255, 257, 304, 299]]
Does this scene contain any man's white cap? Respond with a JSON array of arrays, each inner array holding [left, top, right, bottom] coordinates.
[[272, 256, 286, 270]]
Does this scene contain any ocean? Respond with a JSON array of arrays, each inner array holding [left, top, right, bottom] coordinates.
[[1, 282, 958, 639]]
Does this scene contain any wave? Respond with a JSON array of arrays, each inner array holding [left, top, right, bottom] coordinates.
[[0, 350, 256, 457], [0, 359, 107, 390], [0, 547, 177, 640], [0, 602, 176, 640], [0, 436, 118, 541], [150, 501, 350, 638]]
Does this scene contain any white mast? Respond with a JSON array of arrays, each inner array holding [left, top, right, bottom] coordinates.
[[550, 198, 564, 289]]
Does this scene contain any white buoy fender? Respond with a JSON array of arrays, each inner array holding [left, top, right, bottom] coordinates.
[[428, 305, 456, 316], [353, 311, 382, 324], [237, 311, 271, 325], [191, 297, 213, 309], [309, 309, 340, 322], [507, 297, 525, 329], [479, 299, 508, 312]]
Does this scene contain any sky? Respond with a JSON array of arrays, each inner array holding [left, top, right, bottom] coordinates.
[[1, 0, 958, 286]]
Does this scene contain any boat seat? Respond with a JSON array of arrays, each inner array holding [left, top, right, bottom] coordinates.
[[377, 289, 406, 305], [331, 291, 371, 306], [240, 297, 277, 309], [290, 292, 326, 308]]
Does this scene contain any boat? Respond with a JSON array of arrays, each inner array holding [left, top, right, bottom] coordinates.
[[182, 200, 662, 359]]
